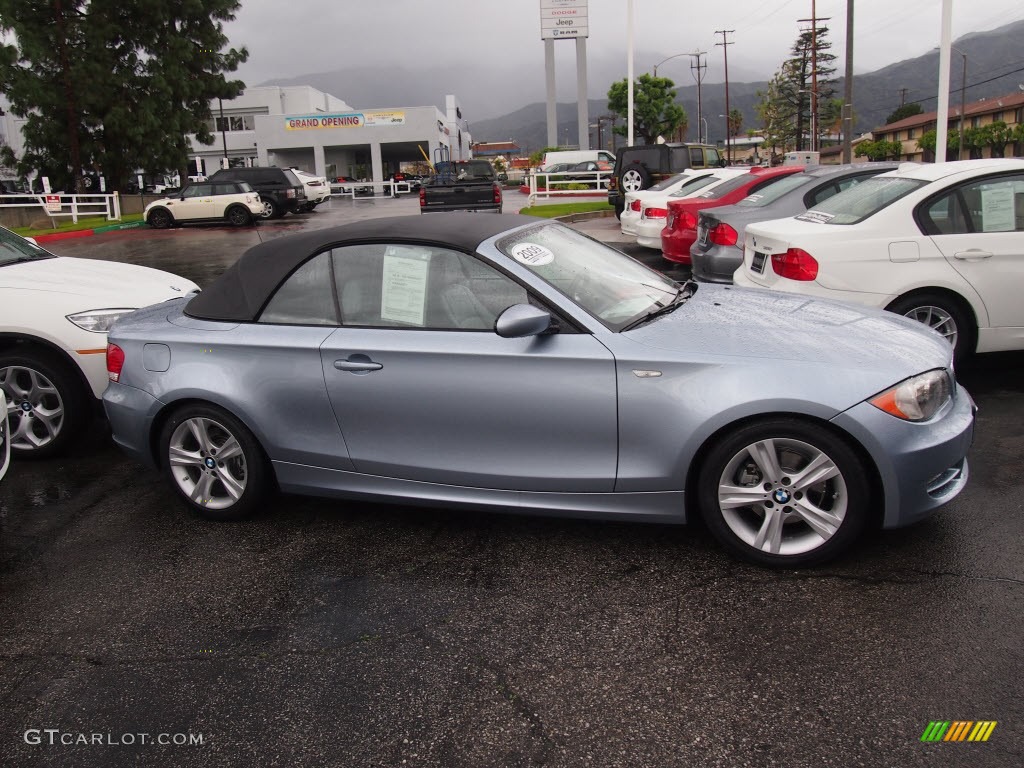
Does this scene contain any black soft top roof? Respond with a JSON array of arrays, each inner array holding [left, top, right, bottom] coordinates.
[[185, 213, 538, 322]]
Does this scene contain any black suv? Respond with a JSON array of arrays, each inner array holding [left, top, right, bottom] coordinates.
[[208, 166, 306, 219], [608, 143, 724, 217]]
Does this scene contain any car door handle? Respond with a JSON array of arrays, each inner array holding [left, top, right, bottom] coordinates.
[[334, 358, 382, 373], [953, 249, 993, 260]]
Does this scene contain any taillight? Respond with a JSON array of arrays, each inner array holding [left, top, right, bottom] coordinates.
[[771, 248, 819, 281], [709, 223, 739, 246], [680, 211, 698, 230], [419, 187, 426, 207], [609, 177, 618, 190], [667, 213, 676, 229], [106, 343, 125, 382], [630, 199, 641, 212], [493, 184, 502, 205], [286, 189, 296, 198], [643, 207, 667, 219]]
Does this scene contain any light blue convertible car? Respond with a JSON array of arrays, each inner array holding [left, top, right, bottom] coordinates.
[[103, 214, 975, 567]]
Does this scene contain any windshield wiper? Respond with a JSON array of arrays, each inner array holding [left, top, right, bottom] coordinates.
[[0, 254, 51, 267], [621, 280, 697, 332]]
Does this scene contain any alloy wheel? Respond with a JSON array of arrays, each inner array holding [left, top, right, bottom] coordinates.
[[0, 365, 65, 451], [902, 305, 958, 348], [167, 417, 248, 511], [716, 437, 848, 556], [621, 169, 644, 192]]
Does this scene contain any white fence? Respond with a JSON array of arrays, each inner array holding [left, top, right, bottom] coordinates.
[[525, 170, 611, 207], [0, 192, 122, 225], [328, 181, 412, 199]]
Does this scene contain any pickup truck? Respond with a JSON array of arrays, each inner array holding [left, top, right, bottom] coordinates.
[[418, 160, 502, 214]]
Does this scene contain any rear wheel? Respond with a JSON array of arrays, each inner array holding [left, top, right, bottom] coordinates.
[[226, 205, 252, 227], [159, 404, 270, 521], [259, 200, 280, 219], [886, 292, 974, 365], [0, 349, 90, 458], [697, 419, 869, 567], [619, 165, 650, 193], [147, 208, 173, 229]]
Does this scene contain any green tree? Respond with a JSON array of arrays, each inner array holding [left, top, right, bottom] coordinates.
[[606, 73, 686, 144], [773, 26, 838, 151], [917, 128, 960, 161], [727, 108, 743, 138], [885, 103, 924, 125], [755, 73, 796, 161], [854, 139, 903, 161], [0, 0, 248, 192]]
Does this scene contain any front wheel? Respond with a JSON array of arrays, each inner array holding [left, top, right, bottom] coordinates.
[[159, 404, 271, 521], [886, 292, 973, 365], [0, 350, 90, 458], [697, 419, 869, 567], [147, 208, 173, 229]]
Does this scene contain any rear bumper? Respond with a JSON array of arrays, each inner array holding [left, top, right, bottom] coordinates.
[[831, 384, 976, 529], [636, 218, 667, 248], [661, 230, 696, 264], [691, 243, 743, 283], [103, 382, 163, 469]]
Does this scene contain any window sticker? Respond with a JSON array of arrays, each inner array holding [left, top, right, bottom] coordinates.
[[510, 242, 555, 266], [381, 246, 431, 325], [979, 184, 1014, 232], [796, 210, 836, 224]]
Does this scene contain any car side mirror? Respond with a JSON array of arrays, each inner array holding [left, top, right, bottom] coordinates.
[[495, 304, 553, 338]]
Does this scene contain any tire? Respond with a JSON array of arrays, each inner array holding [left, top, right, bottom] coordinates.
[[696, 418, 869, 567], [619, 164, 651, 194], [147, 208, 173, 229], [614, 200, 625, 220], [226, 205, 252, 227], [158, 403, 270, 521], [886, 292, 974, 366], [258, 200, 280, 219], [0, 349, 90, 459]]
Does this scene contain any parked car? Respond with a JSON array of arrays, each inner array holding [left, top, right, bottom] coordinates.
[[0, 389, 9, 482], [690, 163, 900, 283], [103, 214, 974, 568], [660, 166, 805, 261], [0, 225, 198, 457], [733, 158, 1024, 363], [627, 169, 749, 244], [608, 143, 725, 218], [388, 172, 421, 192], [144, 181, 264, 228], [207, 166, 306, 219], [419, 160, 501, 214], [291, 169, 331, 211], [622, 171, 717, 236]]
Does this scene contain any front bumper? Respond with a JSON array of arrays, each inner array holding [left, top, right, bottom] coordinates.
[[831, 383, 976, 528]]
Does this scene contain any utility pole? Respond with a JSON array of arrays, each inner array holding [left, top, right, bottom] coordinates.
[[689, 51, 708, 143], [798, 2, 830, 152], [898, 88, 909, 108], [715, 30, 734, 163], [842, 0, 854, 163]]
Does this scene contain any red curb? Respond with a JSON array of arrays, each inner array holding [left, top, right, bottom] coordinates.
[[32, 229, 96, 243]]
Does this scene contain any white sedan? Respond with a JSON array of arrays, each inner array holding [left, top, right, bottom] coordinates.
[[634, 168, 750, 248], [0, 226, 199, 456], [292, 169, 331, 211], [734, 158, 1024, 362], [620, 170, 717, 237]]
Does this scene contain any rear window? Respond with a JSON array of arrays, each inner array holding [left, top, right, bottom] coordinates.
[[795, 177, 929, 225], [282, 169, 301, 186], [695, 174, 757, 200], [735, 173, 811, 207], [650, 173, 690, 192], [668, 175, 720, 198]]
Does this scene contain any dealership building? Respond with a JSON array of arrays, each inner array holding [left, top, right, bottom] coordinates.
[[187, 86, 474, 181]]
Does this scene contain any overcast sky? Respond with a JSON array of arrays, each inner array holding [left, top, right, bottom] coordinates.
[[225, 0, 1024, 89]]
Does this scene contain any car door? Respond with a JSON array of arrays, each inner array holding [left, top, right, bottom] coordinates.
[[920, 172, 1024, 331], [175, 183, 215, 220], [318, 243, 618, 493]]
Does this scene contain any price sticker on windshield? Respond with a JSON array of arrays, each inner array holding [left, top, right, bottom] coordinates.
[[510, 243, 555, 266]]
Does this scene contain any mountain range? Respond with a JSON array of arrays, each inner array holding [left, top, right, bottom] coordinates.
[[261, 20, 1024, 154]]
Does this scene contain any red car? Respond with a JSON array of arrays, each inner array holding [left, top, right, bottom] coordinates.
[[661, 166, 804, 264]]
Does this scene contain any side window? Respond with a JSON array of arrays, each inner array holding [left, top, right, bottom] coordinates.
[[705, 148, 722, 167], [921, 192, 970, 235], [959, 174, 1024, 233], [183, 184, 213, 198], [213, 184, 236, 196], [332, 244, 529, 330], [259, 252, 338, 325], [689, 147, 705, 167]]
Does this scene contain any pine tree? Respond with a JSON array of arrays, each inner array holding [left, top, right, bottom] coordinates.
[[771, 26, 837, 151], [0, 0, 247, 191]]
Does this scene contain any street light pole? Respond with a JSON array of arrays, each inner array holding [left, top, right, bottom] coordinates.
[[954, 46, 967, 160]]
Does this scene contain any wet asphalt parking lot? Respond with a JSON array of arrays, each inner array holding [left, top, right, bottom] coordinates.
[[1, 193, 1022, 767]]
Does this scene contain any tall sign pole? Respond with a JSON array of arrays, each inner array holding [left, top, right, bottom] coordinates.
[[540, 0, 590, 148]]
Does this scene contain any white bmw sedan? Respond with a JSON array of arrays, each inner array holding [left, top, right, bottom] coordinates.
[[734, 158, 1024, 362]]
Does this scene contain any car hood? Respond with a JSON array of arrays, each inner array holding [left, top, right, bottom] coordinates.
[[0, 256, 198, 306], [624, 283, 951, 383]]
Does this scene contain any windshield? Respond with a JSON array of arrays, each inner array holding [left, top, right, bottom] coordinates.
[[650, 173, 691, 192], [668, 174, 720, 198], [497, 223, 679, 332], [0, 226, 56, 266], [735, 173, 811, 207], [795, 177, 929, 225]]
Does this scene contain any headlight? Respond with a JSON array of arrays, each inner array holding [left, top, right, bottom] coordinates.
[[66, 309, 135, 333], [869, 369, 952, 422]]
